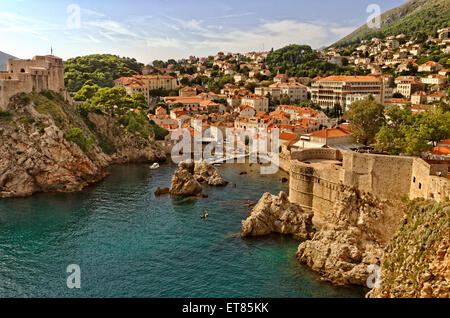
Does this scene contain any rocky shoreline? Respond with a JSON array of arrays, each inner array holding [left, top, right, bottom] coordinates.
[[241, 188, 449, 298], [0, 92, 166, 198]]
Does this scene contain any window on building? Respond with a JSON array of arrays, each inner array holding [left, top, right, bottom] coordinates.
[[419, 183, 422, 190], [413, 177, 416, 183]]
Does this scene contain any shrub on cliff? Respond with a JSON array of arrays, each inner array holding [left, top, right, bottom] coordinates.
[[0, 109, 12, 120], [149, 120, 169, 141], [117, 111, 153, 139], [64, 127, 95, 152]]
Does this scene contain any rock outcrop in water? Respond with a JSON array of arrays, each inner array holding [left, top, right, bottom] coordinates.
[[169, 160, 203, 197], [241, 191, 314, 240], [367, 199, 450, 298], [169, 159, 228, 197], [296, 188, 402, 286], [0, 92, 166, 198], [194, 159, 228, 186]]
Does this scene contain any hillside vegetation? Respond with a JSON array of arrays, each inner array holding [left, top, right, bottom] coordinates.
[[64, 54, 144, 93], [334, 0, 449, 47], [265, 45, 359, 78], [369, 199, 450, 298]]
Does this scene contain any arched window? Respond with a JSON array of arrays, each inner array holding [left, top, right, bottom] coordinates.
[[21, 68, 25, 73]]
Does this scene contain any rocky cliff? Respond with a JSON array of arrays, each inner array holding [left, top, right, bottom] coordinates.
[[297, 188, 403, 286], [243, 186, 449, 297], [242, 187, 404, 286], [368, 199, 449, 298], [241, 191, 314, 240], [0, 91, 165, 198]]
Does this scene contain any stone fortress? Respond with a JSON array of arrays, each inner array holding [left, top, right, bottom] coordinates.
[[288, 148, 449, 228], [0, 55, 65, 110]]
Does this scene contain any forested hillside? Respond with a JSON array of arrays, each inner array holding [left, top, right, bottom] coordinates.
[[64, 54, 144, 92], [265, 45, 359, 78], [334, 0, 449, 47]]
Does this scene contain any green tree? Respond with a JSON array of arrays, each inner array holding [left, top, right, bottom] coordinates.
[[416, 110, 450, 147], [245, 82, 257, 93], [344, 98, 386, 145], [375, 107, 450, 156], [180, 77, 190, 86], [89, 87, 132, 114], [73, 83, 99, 101], [131, 93, 148, 109], [280, 95, 291, 105]]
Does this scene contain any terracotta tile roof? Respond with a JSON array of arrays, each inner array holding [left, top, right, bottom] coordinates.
[[431, 146, 450, 155], [317, 75, 381, 82], [385, 98, 408, 103], [309, 127, 352, 139], [180, 86, 196, 91], [279, 132, 298, 141], [269, 82, 306, 87]]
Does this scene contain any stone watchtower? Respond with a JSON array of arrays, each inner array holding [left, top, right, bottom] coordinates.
[[0, 55, 65, 109]]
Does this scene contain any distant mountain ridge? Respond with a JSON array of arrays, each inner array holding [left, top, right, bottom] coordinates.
[[333, 0, 449, 47], [0, 51, 17, 71]]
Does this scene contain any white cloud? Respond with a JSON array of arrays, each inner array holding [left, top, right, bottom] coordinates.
[[146, 37, 183, 48], [144, 18, 334, 54], [86, 20, 138, 38], [207, 12, 256, 19], [330, 27, 355, 38]]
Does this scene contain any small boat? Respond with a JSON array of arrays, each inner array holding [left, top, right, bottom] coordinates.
[[149, 163, 160, 170], [201, 211, 209, 219]]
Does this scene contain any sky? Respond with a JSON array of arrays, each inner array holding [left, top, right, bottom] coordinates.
[[1, 0, 408, 64]]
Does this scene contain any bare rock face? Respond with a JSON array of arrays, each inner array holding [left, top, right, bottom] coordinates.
[[242, 191, 314, 240], [0, 124, 108, 198], [193, 159, 228, 186], [296, 189, 403, 286], [169, 160, 203, 197]]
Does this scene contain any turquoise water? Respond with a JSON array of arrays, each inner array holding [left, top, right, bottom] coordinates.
[[0, 163, 367, 298]]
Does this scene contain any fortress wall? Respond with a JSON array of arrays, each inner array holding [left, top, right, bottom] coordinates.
[[410, 158, 434, 200], [289, 162, 316, 210], [0, 78, 33, 110], [278, 151, 291, 173], [427, 176, 449, 202], [310, 167, 345, 227], [291, 148, 343, 162], [342, 151, 414, 201], [289, 149, 449, 226]]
